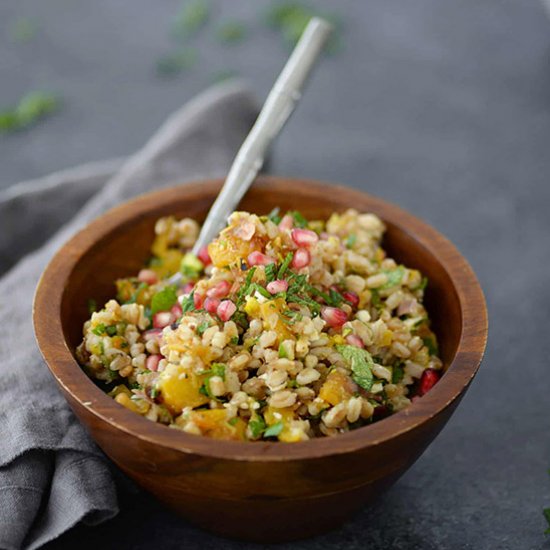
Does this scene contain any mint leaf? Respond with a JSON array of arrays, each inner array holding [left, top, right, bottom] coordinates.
[[336, 344, 374, 391], [151, 286, 177, 314], [264, 421, 284, 438]]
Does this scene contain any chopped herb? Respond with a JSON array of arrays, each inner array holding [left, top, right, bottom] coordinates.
[[196, 321, 210, 335], [198, 384, 209, 397], [251, 283, 272, 299], [380, 266, 406, 289], [277, 252, 294, 278], [181, 291, 196, 313], [249, 415, 266, 438], [422, 335, 439, 356], [346, 233, 357, 248], [151, 285, 178, 314], [336, 344, 374, 391], [544, 508, 550, 535], [278, 342, 289, 358], [287, 380, 298, 388], [392, 364, 405, 384], [370, 289, 382, 308], [264, 421, 284, 438], [91, 324, 106, 336], [329, 288, 345, 307], [216, 21, 247, 44], [415, 276, 429, 291], [0, 91, 61, 134], [87, 299, 98, 315], [172, 0, 209, 39], [106, 325, 118, 337], [237, 266, 257, 305], [156, 48, 197, 77], [228, 417, 239, 426], [150, 387, 160, 399], [267, 207, 282, 225], [265, 263, 277, 283], [288, 210, 308, 228], [211, 363, 226, 379]]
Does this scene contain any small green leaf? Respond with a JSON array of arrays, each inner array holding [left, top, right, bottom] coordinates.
[[345, 233, 357, 248], [196, 321, 210, 335], [181, 291, 196, 313], [230, 335, 239, 345], [392, 364, 405, 384], [288, 210, 308, 228], [264, 421, 284, 438], [544, 508, 550, 534], [249, 415, 266, 438], [106, 325, 118, 337], [92, 324, 106, 336], [422, 335, 439, 356], [267, 207, 282, 225], [211, 363, 226, 379], [336, 344, 374, 391], [151, 286, 178, 314], [228, 417, 239, 426], [278, 342, 288, 358]]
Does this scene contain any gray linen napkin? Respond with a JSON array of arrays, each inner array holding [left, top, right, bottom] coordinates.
[[0, 81, 259, 550]]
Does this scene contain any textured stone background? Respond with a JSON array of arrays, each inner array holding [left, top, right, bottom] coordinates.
[[1, 1, 549, 548]]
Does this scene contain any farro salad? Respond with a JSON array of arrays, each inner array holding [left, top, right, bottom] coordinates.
[[77, 208, 443, 442]]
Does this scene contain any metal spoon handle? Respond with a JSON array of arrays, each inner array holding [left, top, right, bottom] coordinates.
[[192, 17, 333, 255]]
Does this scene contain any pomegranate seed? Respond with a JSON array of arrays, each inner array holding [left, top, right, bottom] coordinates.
[[291, 248, 310, 269], [278, 215, 294, 231], [321, 306, 348, 328], [346, 334, 364, 348], [171, 303, 183, 318], [206, 280, 231, 299], [343, 291, 359, 308], [217, 300, 237, 322], [193, 292, 204, 309], [197, 245, 212, 266], [143, 328, 163, 341], [137, 269, 158, 285], [266, 279, 289, 294], [247, 251, 273, 266], [152, 311, 175, 329], [204, 297, 220, 315], [146, 354, 162, 372], [291, 228, 319, 247], [417, 369, 441, 396]]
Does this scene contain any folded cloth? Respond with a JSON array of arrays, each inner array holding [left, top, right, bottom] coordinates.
[[0, 81, 259, 550]]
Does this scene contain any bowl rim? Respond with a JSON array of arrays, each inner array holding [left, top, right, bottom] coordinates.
[[33, 176, 488, 462]]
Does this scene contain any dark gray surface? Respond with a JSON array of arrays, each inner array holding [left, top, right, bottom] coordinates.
[[1, 0, 549, 549]]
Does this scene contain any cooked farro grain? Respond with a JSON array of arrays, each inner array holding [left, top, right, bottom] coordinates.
[[77, 208, 443, 442]]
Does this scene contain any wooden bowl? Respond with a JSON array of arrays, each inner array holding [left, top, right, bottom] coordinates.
[[33, 177, 487, 542]]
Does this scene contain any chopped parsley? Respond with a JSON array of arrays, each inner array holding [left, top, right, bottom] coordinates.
[[267, 207, 282, 225], [181, 291, 196, 313], [264, 421, 284, 438], [345, 233, 357, 248], [422, 335, 439, 357], [336, 345, 374, 391], [151, 285, 178, 314], [265, 263, 277, 283], [91, 324, 106, 336], [288, 210, 308, 228], [277, 252, 294, 278], [392, 363, 405, 384], [196, 321, 210, 335], [249, 415, 266, 438]]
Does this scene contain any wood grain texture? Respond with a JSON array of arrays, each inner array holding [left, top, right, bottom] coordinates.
[[33, 177, 488, 542]]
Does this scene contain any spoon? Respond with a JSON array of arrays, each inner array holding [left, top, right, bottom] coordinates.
[[169, 17, 332, 285]]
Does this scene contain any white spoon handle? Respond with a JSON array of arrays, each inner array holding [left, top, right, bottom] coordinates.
[[191, 17, 333, 255]]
